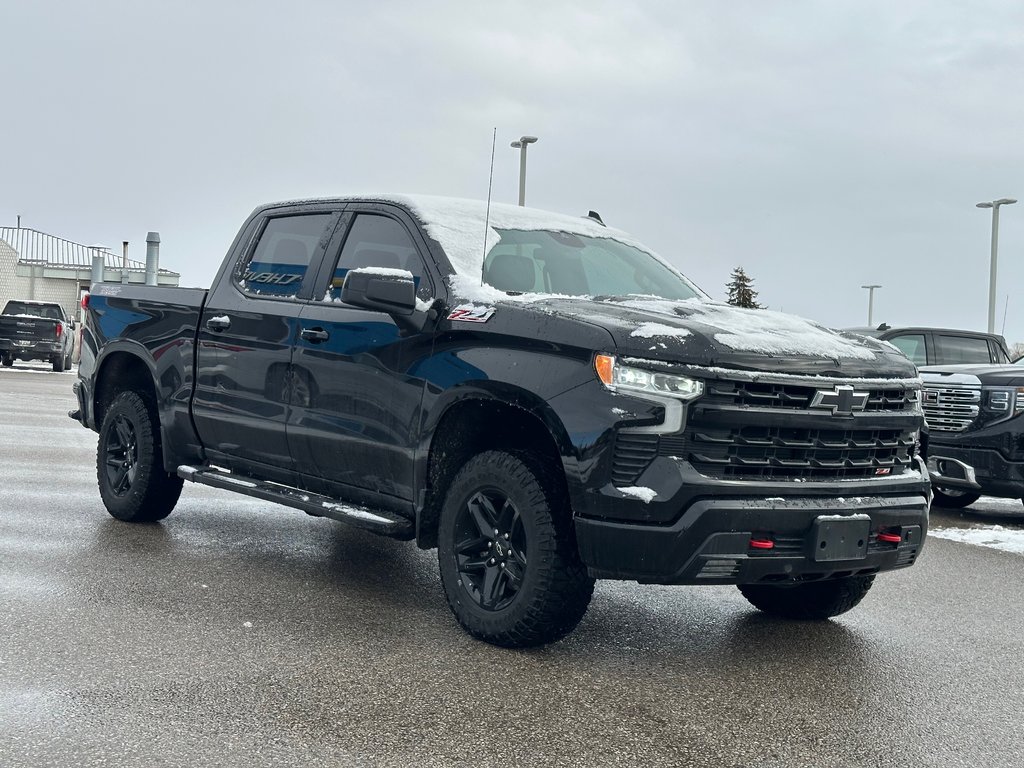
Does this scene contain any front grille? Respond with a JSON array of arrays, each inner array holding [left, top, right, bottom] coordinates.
[[681, 424, 914, 481], [922, 385, 980, 432], [613, 370, 921, 484], [704, 380, 917, 413]]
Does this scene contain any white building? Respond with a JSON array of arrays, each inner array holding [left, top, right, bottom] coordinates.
[[0, 226, 180, 325]]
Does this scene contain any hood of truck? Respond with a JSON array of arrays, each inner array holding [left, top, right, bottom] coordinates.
[[521, 296, 917, 378], [921, 363, 1024, 387]]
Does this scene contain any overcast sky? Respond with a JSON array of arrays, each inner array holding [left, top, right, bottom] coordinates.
[[3, 0, 1023, 343]]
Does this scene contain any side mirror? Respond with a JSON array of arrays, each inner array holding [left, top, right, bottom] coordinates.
[[341, 268, 417, 316]]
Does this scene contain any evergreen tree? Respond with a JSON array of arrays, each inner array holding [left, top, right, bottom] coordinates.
[[725, 266, 762, 309]]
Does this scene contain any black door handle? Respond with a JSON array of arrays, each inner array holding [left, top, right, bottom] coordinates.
[[300, 327, 330, 343], [206, 315, 231, 332]]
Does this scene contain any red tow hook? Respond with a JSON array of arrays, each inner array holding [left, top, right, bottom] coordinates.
[[749, 538, 775, 550], [877, 531, 902, 544]]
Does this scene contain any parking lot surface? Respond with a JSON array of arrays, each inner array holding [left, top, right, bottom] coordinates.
[[1, 363, 1023, 767]]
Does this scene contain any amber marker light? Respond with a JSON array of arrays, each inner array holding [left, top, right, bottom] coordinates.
[[595, 354, 615, 386]]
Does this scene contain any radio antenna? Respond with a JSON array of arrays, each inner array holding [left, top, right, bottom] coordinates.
[[1002, 294, 1009, 335], [481, 127, 497, 286]]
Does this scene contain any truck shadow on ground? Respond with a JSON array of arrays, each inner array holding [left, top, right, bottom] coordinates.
[[84, 508, 889, 668]]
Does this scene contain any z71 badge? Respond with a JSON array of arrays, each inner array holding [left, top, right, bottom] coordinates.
[[447, 305, 496, 323]]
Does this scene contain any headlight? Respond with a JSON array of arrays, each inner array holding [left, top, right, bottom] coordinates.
[[594, 354, 703, 400], [983, 386, 1024, 416]]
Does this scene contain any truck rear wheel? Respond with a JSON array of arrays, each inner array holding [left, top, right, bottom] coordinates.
[[97, 390, 183, 522], [52, 354, 65, 372], [931, 487, 981, 508], [738, 575, 875, 620], [437, 450, 594, 647]]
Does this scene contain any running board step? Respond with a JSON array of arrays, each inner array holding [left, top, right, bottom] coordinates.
[[177, 465, 414, 539]]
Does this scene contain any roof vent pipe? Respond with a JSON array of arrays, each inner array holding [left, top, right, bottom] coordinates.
[[145, 232, 160, 286]]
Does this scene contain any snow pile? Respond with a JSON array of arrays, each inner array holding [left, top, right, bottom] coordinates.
[[929, 525, 1024, 556], [618, 486, 658, 503], [630, 323, 692, 340]]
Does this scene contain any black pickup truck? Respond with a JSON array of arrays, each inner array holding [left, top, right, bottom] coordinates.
[[71, 195, 930, 646], [921, 359, 1024, 509], [0, 299, 76, 371]]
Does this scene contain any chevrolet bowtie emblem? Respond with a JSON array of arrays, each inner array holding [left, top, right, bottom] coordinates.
[[810, 385, 869, 415]]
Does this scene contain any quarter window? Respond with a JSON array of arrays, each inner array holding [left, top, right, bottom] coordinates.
[[236, 214, 334, 298]]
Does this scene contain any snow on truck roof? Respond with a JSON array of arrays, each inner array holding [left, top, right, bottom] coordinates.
[[265, 193, 670, 277]]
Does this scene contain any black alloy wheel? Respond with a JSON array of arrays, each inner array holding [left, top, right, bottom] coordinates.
[[96, 390, 183, 522], [104, 413, 139, 496], [452, 488, 528, 611], [438, 450, 594, 647]]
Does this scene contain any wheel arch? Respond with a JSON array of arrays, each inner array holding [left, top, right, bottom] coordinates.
[[417, 389, 574, 549], [92, 344, 160, 429]]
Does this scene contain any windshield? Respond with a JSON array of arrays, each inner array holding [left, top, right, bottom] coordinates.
[[482, 229, 701, 300]]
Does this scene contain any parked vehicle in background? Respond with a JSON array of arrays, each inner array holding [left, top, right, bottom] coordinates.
[[920, 356, 1024, 509], [0, 299, 76, 371], [844, 325, 1009, 368], [72, 195, 930, 646]]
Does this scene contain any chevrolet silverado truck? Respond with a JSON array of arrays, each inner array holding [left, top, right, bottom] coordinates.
[[71, 195, 930, 646], [0, 299, 76, 371], [921, 359, 1024, 509]]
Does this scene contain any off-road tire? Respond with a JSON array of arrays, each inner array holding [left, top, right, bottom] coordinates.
[[438, 450, 595, 647], [738, 575, 875, 620], [931, 486, 981, 508], [97, 390, 183, 522]]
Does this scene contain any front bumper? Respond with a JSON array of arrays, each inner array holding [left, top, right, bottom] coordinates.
[[927, 443, 1024, 498], [575, 491, 927, 584]]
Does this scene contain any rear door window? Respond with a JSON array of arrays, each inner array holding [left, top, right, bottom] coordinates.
[[235, 214, 335, 298], [887, 334, 927, 365], [936, 334, 994, 365]]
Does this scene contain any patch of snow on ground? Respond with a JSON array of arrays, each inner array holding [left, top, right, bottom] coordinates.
[[618, 486, 657, 503], [631, 323, 692, 340], [929, 525, 1024, 556]]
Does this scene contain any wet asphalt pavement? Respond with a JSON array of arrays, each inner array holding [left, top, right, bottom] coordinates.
[[1, 364, 1023, 767]]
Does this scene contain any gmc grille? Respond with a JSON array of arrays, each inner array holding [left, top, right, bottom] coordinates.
[[921, 385, 980, 433]]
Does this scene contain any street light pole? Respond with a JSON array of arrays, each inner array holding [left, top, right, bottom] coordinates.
[[510, 135, 538, 206], [861, 284, 881, 327], [977, 198, 1017, 334]]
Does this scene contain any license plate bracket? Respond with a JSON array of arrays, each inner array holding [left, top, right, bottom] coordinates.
[[811, 514, 870, 562]]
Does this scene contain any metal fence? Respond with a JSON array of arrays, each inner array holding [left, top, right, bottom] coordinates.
[[0, 227, 149, 270]]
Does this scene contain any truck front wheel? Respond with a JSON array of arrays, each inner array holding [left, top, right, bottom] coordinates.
[[738, 575, 875, 620], [931, 487, 981, 508], [97, 390, 183, 522], [437, 450, 595, 647], [1, 354, 12, 367]]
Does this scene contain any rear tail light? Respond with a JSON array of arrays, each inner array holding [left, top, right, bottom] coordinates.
[[55, 323, 62, 338]]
